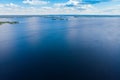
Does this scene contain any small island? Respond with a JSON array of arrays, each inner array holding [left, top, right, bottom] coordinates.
[[42, 16, 68, 21], [0, 21, 19, 25], [51, 17, 68, 21]]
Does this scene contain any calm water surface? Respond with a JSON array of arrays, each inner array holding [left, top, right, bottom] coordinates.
[[0, 16, 120, 80]]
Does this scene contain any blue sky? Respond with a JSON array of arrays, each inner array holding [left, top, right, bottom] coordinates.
[[0, 0, 119, 15]]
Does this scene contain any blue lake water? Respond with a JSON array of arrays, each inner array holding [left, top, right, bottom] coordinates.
[[0, 16, 120, 80]]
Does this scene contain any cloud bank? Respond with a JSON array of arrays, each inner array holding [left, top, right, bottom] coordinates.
[[0, 0, 119, 15]]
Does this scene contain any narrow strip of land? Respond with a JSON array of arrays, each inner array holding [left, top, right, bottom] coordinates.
[[0, 21, 19, 25]]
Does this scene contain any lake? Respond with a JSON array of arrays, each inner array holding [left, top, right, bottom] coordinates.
[[0, 15, 120, 80]]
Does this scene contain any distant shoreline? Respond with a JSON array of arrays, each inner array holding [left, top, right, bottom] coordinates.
[[0, 15, 120, 17]]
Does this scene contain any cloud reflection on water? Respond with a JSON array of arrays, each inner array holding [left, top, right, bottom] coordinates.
[[24, 17, 42, 46], [0, 24, 16, 59], [67, 17, 120, 54]]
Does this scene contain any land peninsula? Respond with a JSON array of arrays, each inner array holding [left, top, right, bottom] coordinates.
[[0, 21, 19, 25]]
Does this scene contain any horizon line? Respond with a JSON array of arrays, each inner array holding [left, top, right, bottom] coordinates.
[[0, 14, 120, 17]]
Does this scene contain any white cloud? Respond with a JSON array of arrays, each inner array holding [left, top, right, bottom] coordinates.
[[54, 0, 93, 10], [0, 3, 19, 8], [66, 0, 81, 6], [23, 0, 49, 5], [54, 0, 81, 7]]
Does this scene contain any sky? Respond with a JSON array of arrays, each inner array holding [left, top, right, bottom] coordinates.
[[0, 0, 120, 15]]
